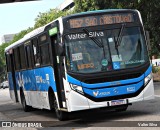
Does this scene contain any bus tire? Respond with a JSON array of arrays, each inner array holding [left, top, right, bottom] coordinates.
[[53, 94, 68, 121], [20, 90, 32, 112]]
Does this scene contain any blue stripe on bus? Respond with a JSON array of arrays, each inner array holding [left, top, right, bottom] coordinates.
[[83, 79, 143, 98], [82, 66, 152, 98], [8, 72, 14, 90], [8, 66, 57, 92], [144, 65, 152, 77], [67, 74, 81, 86], [8, 65, 152, 95]]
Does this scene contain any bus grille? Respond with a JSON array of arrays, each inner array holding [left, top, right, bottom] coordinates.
[[83, 73, 142, 84]]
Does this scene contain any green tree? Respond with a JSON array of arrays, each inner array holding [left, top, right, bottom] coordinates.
[[34, 9, 73, 28], [0, 42, 10, 81], [12, 27, 34, 43]]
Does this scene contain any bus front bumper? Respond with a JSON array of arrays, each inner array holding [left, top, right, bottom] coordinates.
[[66, 79, 154, 112]]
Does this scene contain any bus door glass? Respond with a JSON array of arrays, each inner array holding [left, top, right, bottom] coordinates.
[[49, 30, 66, 108], [6, 50, 18, 102]]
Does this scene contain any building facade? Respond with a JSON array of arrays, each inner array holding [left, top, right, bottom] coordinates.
[[0, 34, 16, 45], [57, 0, 74, 11]]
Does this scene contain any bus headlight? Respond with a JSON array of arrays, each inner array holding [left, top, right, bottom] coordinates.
[[70, 84, 84, 94], [144, 73, 152, 86]]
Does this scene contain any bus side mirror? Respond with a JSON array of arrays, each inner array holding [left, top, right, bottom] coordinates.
[[145, 31, 151, 51], [58, 42, 65, 56]]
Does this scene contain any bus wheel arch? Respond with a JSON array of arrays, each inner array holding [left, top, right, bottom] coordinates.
[[48, 87, 68, 121], [20, 87, 32, 112]]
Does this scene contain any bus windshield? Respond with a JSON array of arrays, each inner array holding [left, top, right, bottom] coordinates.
[[65, 27, 149, 73]]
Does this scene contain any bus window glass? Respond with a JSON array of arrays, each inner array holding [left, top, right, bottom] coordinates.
[[65, 35, 112, 73], [6, 54, 12, 72], [19, 45, 26, 69], [32, 38, 40, 66], [25, 45, 32, 68], [39, 34, 48, 44], [108, 27, 148, 69], [40, 43, 50, 65], [13, 48, 21, 70], [65, 27, 149, 73]]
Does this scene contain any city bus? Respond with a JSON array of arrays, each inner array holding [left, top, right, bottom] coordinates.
[[5, 9, 154, 120]]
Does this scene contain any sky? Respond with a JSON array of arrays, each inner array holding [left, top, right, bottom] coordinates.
[[0, 0, 64, 36]]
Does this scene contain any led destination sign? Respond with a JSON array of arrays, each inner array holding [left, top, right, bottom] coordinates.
[[69, 13, 134, 28]]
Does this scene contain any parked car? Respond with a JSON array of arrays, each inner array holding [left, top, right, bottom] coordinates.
[[0, 81, 9, 89]]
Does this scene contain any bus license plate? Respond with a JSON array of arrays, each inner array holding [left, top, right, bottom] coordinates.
[[111, 99, 126, 106]]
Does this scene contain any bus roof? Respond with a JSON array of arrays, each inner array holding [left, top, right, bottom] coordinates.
[[5, 9, 138, 52], [5, 17, 62, 52], [5, 26, 45, 52]]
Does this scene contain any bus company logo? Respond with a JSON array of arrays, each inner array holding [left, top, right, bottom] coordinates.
[[99, 91, 110, 96], [93, 91, 99, 97]]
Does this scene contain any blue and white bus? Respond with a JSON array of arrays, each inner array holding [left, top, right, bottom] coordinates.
[[5, 9, 154, 120]]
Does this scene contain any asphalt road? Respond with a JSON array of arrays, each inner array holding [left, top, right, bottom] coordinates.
[[0, 82, 160, 130]]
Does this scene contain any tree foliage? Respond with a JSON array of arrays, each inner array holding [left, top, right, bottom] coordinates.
[[34, 9, 73, 28]]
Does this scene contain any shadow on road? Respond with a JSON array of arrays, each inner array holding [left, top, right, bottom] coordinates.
[[0, 101, 154, 128]]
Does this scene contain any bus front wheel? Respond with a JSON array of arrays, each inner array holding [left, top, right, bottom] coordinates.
[[53, 95, 68, 121], [20, 90, 32, 112]]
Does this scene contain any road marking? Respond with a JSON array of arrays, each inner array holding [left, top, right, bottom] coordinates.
[[154, 95, 160, 97]]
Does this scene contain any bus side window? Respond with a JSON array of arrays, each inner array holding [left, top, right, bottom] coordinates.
[[25, 44, 33, 69], [13, 48, 21, 71], [19, 45, 26, 70], [38, 33, 50, 66], [32, 38, 40, 67], [40, 43, 50, 65], [6, 53, 12, 72]]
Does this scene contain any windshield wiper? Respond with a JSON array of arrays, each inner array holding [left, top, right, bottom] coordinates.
[[115, 23, 126, 57], [114, 36, 120, 57], [82, 28, 106, 58], [82, 28, 103, 48], [116, 23, 126, 46]]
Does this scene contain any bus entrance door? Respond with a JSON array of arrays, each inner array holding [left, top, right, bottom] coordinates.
[[7, 52, 18, 102], [50, 34, 66, 109]]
